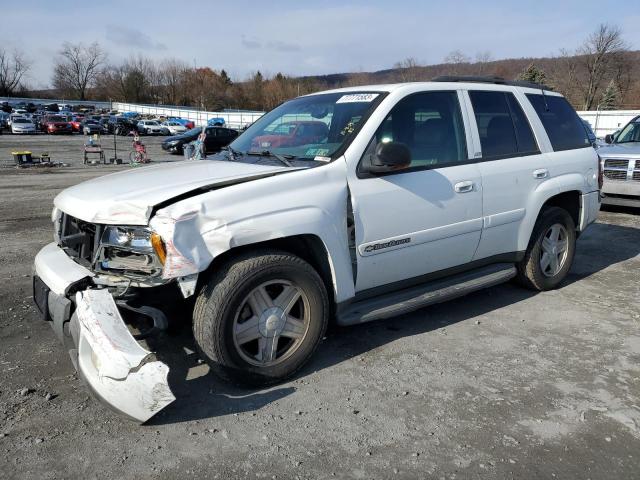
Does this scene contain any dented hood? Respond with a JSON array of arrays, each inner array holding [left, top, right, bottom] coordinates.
[[54, 160, 290, 225]]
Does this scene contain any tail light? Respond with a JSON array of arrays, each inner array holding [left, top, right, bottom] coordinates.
[[597, 154, 603, 190]]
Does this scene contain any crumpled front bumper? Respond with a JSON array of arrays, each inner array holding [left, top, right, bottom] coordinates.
[[33, 242, 175, 423]]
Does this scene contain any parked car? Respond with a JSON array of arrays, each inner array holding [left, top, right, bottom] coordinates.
[[10, 117, 36, 134], [598, 115, 640, 207], [107, 116, 138, 135], [137, 120, 165, 135], [81, 120, 103, 135], [69, 115, 85, 133], [168, 116, 195, 129], [161, 126, 238, 154], [32, 79, 601, 421], [251, 120, 329, 150], [41, 115, 72, 134], [7, 113, 24, 127], [207, 117, 225, 126], [161, 120, 187, 136]]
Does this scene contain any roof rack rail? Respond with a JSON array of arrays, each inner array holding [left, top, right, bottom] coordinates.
[[432, 75, 551, 91]]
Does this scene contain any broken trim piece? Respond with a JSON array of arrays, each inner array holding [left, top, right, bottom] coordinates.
[[75, 289, 175, 423]]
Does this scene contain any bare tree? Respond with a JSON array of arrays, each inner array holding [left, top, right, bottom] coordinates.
[[393, 57, 422, 81], [53, 42, 106, 100], [576, 24, 628, 110], [444, 50, 470, 65], [157, 58, 189, 105], [0, 49, 30, 97], [474, 51, 493, 74]]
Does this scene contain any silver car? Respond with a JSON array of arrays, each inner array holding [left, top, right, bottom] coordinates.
[[599, 115, 640, 207]]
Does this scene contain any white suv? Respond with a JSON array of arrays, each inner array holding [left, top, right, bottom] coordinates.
[[33, 79, 601, 421]]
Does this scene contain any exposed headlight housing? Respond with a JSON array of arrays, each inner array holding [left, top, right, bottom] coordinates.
[[95, 226, 166, 278]]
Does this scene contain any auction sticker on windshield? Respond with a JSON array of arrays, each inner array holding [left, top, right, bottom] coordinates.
[[336, 93, 379, 103]]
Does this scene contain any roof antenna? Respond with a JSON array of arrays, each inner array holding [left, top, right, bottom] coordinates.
[[541, 86, 550, 112]]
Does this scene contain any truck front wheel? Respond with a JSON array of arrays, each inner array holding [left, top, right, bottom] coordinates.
[[193, 250, 329, 386]]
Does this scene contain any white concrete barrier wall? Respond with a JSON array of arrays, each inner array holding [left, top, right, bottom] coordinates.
[[577, 110, 640, 138], [111, 102, 265, 130]]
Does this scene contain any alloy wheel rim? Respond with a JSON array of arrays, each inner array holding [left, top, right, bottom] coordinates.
[[232, 280, 310, 367], [540, 223, 569, 277]]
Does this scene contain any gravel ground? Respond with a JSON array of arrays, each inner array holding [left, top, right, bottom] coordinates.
[[0, 134, 639, 479]]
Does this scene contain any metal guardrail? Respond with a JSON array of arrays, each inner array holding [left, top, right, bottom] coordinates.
[[111, 102, 265, 130]]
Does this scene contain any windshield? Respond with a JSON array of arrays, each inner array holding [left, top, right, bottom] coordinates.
[[48, 116, 65, 122], [230, 92, 383, 160], [615, 121, 640, 143], [14, 118, 29, 123]]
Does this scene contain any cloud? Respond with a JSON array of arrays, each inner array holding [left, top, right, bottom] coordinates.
[[241, 35, 262, 49], [241, 36, 300, 53], [105, 25, 167, 51]]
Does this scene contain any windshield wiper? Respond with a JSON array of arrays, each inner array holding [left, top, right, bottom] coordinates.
[[246, 150, 295, 167], [221, 146, 241, 161]]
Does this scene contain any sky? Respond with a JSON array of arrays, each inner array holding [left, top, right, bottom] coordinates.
[[3, 0, 639, 89]]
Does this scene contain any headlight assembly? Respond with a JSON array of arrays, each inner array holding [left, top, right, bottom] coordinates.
[[96, 226, 166, 278]]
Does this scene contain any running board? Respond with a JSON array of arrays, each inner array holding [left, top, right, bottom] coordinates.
[[337, 263, 516, 326]]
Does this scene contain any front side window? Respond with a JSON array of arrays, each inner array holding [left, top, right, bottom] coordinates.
[[469, 91, 538, 158], [368, 91, 467, 168], [231, 92, 383, 160], [526, 94, 590, 151]]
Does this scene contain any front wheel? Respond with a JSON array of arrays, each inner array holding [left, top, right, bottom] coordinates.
[[193, 250, 329, 386], [516, 206, 576, 291]]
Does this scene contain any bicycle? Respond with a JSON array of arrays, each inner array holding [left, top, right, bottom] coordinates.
[[129, 133, 149, 166]]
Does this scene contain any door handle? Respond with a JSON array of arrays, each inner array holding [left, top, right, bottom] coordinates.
[[533, 168, 549, 179], [454, 180, 474, 193]]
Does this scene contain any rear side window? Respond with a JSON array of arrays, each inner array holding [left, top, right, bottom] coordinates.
[[469, 91, 538, 158], [526, 94, 590, 151]]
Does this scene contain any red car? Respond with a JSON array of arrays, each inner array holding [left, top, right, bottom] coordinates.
[[69, 115, 85, 133], [251, 121, 329, 149], [42, 115, 73, 134]]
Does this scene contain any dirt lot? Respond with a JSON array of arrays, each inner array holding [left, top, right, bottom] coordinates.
[[0, 134, 639, 479], [0, 130, 177, 167]]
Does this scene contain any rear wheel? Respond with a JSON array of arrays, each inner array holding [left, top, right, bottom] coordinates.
[[516, 206, 576, 291], [193, 250, 329, 386]]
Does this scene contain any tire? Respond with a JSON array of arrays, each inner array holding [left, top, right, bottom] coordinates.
[[516, 206, 576, 291], [193, 250, 329, 387]]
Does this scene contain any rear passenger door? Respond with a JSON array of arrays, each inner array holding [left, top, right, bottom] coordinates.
[[464, 90, 544, 260]]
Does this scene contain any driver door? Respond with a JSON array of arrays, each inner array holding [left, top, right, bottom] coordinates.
[[347, 90, 483, 292]]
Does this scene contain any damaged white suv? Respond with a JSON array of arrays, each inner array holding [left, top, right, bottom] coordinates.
[[33, 78, 601, 421]]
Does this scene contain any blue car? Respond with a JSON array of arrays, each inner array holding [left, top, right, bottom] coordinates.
[[207, 117, 225, 126]]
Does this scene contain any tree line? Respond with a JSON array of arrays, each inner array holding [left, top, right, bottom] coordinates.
[[1, 23, 637, 112]]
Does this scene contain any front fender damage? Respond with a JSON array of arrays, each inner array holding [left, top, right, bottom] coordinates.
[[74, 289, 175, 423]]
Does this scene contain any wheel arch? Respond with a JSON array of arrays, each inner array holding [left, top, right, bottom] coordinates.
[[519, 189, 582, 251], [196, 234, 339, 315]]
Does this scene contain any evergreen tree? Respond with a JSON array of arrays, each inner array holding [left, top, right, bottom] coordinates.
[[518, 63, 547, 85], [599, 80, 619, 110]]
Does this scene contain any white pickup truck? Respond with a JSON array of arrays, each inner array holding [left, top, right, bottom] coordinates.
[[33, 78, 601, 421]]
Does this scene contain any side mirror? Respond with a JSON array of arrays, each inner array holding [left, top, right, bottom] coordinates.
[[604, 134, 614, 144], [368, 141, 412, 174]]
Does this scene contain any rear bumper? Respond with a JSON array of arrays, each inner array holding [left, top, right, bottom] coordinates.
[[33, 242, 175, 422]]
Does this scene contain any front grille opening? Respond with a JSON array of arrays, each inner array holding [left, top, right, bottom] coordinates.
[[604, 170, 628, 181], [604, 159, 629, 169], [59, 214, 103, 267]]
